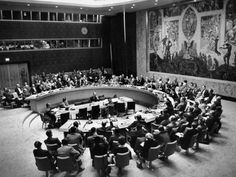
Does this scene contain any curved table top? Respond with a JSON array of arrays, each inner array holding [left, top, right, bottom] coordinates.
[[26, 86, 163, 113]]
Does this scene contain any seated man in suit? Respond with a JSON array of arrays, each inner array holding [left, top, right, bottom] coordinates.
[[44, 130, 61, 155], [90, 92, 99, 102], [128, 114, 146, 131], [33, 141, 57, 171], [87, 127, 108, 158], [60, 97, 69, 109], [66, 126, 84, 154], [44, 103, 57, 127], [57, 139, 84, 173]]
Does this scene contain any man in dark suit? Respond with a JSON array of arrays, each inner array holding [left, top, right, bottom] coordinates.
[[66, 126, 84, 153], [15, 83, 23, 98], [33, 141, 57, 171], [44, 130, 61, 155], [87, 127, 108, 148], [30, 84, 37, 95], [90, 92, 99, 102], [57, 139, 84, 173]]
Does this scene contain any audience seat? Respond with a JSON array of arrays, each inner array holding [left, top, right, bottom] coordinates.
[[35, 156, 53, 177], [181, 134, 198, 153], [161, 140, 177, 160], [94, 154, 108, 177], [115, 151, 130, 173], [57, 156, 76, 172], [145, 145, 161, 168]]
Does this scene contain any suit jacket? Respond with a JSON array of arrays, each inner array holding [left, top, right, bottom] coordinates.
[[90, 143, 108, 159], [66, 133, 83, 146], [33, 148, 51, 159], [44, 137, 61, 148], [57, 145, 80, 160], [87, 134, 105, 148], [15, 87, 23, 97]]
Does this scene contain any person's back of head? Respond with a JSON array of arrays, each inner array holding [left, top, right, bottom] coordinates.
[[62, 139, 68, 146], [118, 136, 126, 145], [34, 141, 42, 149], [90, 127, 96, 135], [101, 121, 106, 128], [46, 130, 52, 138], [136, 115, 142, 121], [73, 121, 79, 128]]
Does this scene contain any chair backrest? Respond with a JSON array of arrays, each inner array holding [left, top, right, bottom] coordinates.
[[147, 145, 161, 161], [45, 143, 58, 154], [79, 107, 87, 119], [115, 151, 130, 168], [117, 102, 125, 113], [92, 105, 100, 119], [127, 101, 135, 110], [151, 123, 160, 132], [57, 156, 75, 171], [163, 140, 177, 157], [94, 154, 108, 170], [189, 133, 198, 148], [60, 112, 70, 125], [209, 122, 219, 135], [35, 156, 52, 171]]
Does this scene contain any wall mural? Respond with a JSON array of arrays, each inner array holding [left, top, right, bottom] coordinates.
[[163, 0, 223, 17], [149, 1, 236, 81], [164, 20, 179, 56]]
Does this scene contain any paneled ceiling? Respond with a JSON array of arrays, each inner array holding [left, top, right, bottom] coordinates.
[[0, 0, 196, 15]]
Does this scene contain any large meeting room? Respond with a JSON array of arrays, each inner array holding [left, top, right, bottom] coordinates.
[[0, 0, 236, 177]]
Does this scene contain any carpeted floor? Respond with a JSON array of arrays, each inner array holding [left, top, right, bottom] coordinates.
[[0, 100, 236, 177]]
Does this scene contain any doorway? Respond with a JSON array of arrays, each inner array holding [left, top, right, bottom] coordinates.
[[0, 63, 29, 90]]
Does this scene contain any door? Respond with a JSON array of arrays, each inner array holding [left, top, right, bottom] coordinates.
[[0, 63, 29, 90]]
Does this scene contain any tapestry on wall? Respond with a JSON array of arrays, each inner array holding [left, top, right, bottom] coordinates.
[[149, 0, 236, 82]]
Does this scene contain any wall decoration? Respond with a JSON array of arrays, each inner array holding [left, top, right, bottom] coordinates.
[[193, 0, 222, 12], [182, 7, 197, 40], [163, 0, 222, 17], [149, 10, 163, 58], [200, 15, 221, 55], [149, 1, 236, 81], [164, 20, 179, 56], [225, 0, 236, 46], [163, 5, 187, 17]]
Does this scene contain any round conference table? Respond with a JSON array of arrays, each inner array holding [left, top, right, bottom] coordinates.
[[26, 85, 161, 113]]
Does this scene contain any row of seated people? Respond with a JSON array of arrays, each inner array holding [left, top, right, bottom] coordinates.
[[0, 83, 31, 108]]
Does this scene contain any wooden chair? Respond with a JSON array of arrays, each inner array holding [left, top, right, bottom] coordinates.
[[35, 156, 53, 177], [145, 145, 161, 168], [161, 140, 177, 160], [57, 156, 76, 172], [94, 154, 108, 177]]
